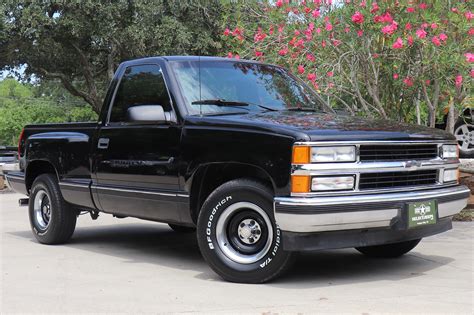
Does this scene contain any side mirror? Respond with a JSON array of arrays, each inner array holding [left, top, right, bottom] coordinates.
[[127, 105, 167, 123]]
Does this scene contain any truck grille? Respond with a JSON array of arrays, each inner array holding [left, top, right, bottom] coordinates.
[[359, 170, 438, 190], [359, 144, 438, 161]]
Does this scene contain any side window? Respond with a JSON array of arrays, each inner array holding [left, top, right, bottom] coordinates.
[[109, 65, 172, 123]]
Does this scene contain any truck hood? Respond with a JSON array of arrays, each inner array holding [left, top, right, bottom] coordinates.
[[186, 111, 454, 142]]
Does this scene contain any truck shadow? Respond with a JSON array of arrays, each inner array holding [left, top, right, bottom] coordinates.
[[9, 221, 454, 288]]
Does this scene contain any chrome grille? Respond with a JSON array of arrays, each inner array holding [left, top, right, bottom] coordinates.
[[359, 170, 438, 190], [359, 144, 438, 161]]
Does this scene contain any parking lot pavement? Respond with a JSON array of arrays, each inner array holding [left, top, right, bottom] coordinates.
[[1, 191, 473, 314]]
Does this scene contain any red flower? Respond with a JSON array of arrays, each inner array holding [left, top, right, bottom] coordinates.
[[465, 11, 474, 21], [406, 7, 415, 13], [416, 29, 427, 39], [278, 48, 288, 56], [421, 23, 428, 29], [393, 73, 399, 79], [465, 53, 474, 63], [344, 27, 350, 33], [254, 28, 267, 43], [352, 11, 364, 24], [470, 69, 474, 78], [455, 75, 463, 88], [357, 29, 364, 37], [380, 12, 393, 23], [223, 28, 230, 36], [307, 73, 316, 81], [234, 54, 240, 60], [382, 21, 398, 36], [392, 37, 404, 49], [325, 21, 333, 31], [306, 53, 316, 62], [276, 0, 283, 8], [255, 51, 263, 57], [431, 36, 441, 46], [327, 71, 334, 77], [227, 52, 233, 58], [370, 2, 379, 13], [312, 9, 321, 18], [298, 65, 305, 74], [407, 35, 414, 46], [419, 3, 427, 10], [405, 23, 412, 30], [430, 23, 438, 29], [425, 80, 431, 85], [403, 77, 414, 87], [439, 33, 448, 41], [304, 7, 312, 14], [469, 28, 474, 36]]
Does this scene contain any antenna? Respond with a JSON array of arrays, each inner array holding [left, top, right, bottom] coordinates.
[[198, 55, 202, 116]]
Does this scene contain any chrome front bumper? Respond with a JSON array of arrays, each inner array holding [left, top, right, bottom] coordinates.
[[274, 185, 470, 233]]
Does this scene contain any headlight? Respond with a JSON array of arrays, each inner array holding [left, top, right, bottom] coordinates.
[[442, 145, 458, 159], [311, 176, 355, 191], [311, 146, 356, 163], [443, 168, 459, 183]]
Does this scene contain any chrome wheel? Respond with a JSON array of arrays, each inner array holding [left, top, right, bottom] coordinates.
[[33, 190, 51, 230], [454, 123, 474, 153], [215, 202, 273, 264]]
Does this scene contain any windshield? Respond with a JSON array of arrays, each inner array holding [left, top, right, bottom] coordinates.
[[171, 60, 329, 115]]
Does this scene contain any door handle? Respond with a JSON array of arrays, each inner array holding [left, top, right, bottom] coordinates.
[[97, 138, 110, 149]]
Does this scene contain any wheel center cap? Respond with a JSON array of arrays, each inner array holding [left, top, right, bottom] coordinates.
[[237, 219, 262, 244]]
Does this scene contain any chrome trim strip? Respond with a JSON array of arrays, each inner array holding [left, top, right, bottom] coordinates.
[[4, 173, 24, 180], [91, 184, 189, 198], [276, 186, 470, 207], [59, 182, 90, 189], [294, 140, 457, 146]]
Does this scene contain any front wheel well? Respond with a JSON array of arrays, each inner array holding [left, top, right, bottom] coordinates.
[[25, 160, 58, 193], [189, 163, 275, 224]]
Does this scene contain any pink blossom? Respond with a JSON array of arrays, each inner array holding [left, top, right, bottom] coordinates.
[[276, 0, 283, 8], [278, 48, 288, 56], [321, 40, 326, 48], [316, 28, 322, 34], [469, 28, 474, 36], [382, 21, 398, 36], [327, 71, 334, 77], [425, 80, 431, 85], [370, 2, 379, 13], [306, 53, 316, 62], [254, 28, 267, 43], [307, 73, 316, 81], [332, 39, 342, 46], [403, 77, 414, 87], [373, 53, 379, 58], [325, 21, 333, 31], [298, 65, 305, 74], [421, 23, 428, 29], [344, 27, 350, 33], [393, 73, 399, 79], [294, 30, 300, 36], [419, 3, 427, 10], [439, 33, 448, 41], [416, 29, 427, 39], [223, 28, 230, 36], [227, 52, 233, 58], [465, 11, 474, 21], [278, 25, 284, 33], [430, 23, 438, 29], [234, 54, 240, 60], [407, 35, 414, 46], [359, 0, 366, 7], [312, 9, 321, 18], [405, 23, 412, 30], [406, 7, 415, 13], [465, 53, 474, 63], [255, 51, 263, 57], [470, 69, 474, 78], [455, 75, 463, 88], [451, 8, 458, 13], [392, 37, 404, 49], [357, 29, 364, 37], [380, 12, 393, 23], [352, 11, 364, 24], [431, 36, 441, 46]]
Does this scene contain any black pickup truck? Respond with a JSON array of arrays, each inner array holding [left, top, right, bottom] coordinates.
[[6, 56, 470, 283]]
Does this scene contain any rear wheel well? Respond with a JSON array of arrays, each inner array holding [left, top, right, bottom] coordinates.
[[25, 160, 58, 193], [189, 163, 275, 223]]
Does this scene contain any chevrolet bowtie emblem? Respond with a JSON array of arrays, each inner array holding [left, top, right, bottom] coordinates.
[[403, 160, 422, 169]]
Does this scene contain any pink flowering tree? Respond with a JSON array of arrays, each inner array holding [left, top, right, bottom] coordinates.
[[222, 0, 473, 131]]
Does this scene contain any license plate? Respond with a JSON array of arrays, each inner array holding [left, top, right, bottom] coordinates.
[[408, 200, 437, 228]]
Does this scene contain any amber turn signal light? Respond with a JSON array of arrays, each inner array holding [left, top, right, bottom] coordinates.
[[291, 175, 310, 193], [292, 146, 310, 164]]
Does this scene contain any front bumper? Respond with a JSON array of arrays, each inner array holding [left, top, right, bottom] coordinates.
[[274, 185, 469, 250]]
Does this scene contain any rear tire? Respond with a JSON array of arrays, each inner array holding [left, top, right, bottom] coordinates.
[[197, 179, 294, 283], [454, 119, 474, 158], [168, 224, 195, 233], [356, 239, 421, 258], [28, 174, 77, 244]]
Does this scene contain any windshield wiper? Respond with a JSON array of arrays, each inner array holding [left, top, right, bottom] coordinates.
[[191, 99, 249, 106], [286, 106, 318, 112]]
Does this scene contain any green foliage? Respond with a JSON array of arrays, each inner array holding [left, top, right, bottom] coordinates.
[[0, 79, 97, 145]]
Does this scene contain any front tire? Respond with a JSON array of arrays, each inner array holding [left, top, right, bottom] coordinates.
[[29, 174, 77, 244], [197, 179, 294, 283], [356, 239, 421, 258]]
